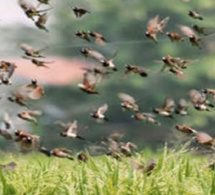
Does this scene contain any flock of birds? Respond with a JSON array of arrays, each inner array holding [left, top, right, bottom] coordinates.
[[0, 0, 215, 172]]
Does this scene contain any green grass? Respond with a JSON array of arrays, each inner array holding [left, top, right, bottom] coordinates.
[[0, 146, 215, 195]]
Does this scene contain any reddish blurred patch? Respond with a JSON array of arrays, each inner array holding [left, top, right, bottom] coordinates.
[[10, 57, 87, 85]]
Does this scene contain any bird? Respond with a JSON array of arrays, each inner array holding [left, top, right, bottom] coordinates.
[[39, 147, 74, 160], [118, 92, 139, 112], [18, 0, 51, 21], [178, 25, 202, 48], [166, 32, 184, 42], [23, 56, 52, 68], [145, 15, 169, 43], [20, 43, 47, 58], [120, 142, 137, 157], [77, 152, 88, 162], [195, 132, 215, 151], [0, 162, 17, 173], [0, 61, 17, 78], [175, 98, 189, 116], [59, 120, 85, 140], [189, 89, 214, 111], [124, 65, 148, 78], [131, 112, 160, 125], [188, 10, 203, 20], [90, 104, 109, 121], [35, 13, 49, 32], [80, 48, 106, 62], [17, 110, 42, 125], [153, 97, 175, 118], [175, 125, 198, 135], [192, 24, 210, 35], [76, 31, 91, 42], [202, 89, 215, 102], [72, 7, 90, 18], [88, 31, 107, 45], [37, 0, 52, 5]]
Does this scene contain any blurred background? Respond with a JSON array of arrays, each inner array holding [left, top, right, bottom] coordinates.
[[0, 0, 215, 152]]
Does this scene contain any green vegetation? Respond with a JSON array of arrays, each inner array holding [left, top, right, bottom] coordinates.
[[0, 146, 215, 195]]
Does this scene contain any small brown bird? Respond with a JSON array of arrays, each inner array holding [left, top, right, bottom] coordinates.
[[0, 112, 14, 140], [153, 97, 175, 118], [23, 56, 52, 68], [80, 48, 106, 62], [145, 15, 169, 43], [18, 0, 51, 21], [20, 43, 46, 58], [99, 50, 118, 71], [88, 31, 107, 45], [76, 31, 91, 42], [202, 89, 215, 102], [77, 152, 88, 162], [168, 67, 184, 79], [78, 72, 102, 94], [189, 89, 214, 111], [120, 142, 137, 157], [51, 148, 74, 160], [17, 110, 42, 125], [178, 25, 202, 48], [124, 65, 148, 78], [175, 98, 189, 116], [91, 104, 109, 121], [60, 120, 85, 140], [166, 32, 184, 42], [0, 130, 13, 140], [0, 162, 17, 173], [35, 13, 49, 32], [40, 147, 74, 160], [195, 132, 215, 151], [192, 24, 210, 35], [82, 66, 111, 79], [132, 112, 160, 125], [175, 125, 198, 135], [118, 92, 139, 112], [188, 10, 203, 20], [0, 61, 17, 78], [72, 7, 90, 18]]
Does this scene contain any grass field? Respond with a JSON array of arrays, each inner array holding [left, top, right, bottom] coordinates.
[[0, 145, 215, 195]]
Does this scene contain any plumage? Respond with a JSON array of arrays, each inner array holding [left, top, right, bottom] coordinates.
[[118, 93, 139, 112], [91, 104, 109, 121]]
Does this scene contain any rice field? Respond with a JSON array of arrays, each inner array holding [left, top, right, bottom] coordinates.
[[1, 145, 215, 195]]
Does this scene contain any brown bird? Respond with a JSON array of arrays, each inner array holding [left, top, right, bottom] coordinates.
[[195, 132, 215, 151], [175, 98, 189, 116], [188, 10, 203, 20], [0, 61, 17, 78], [192, 24, 211, 35], [88, 31, 107, 45], [202, 89, 215, 102], [20, 43, 46, 58], [35, 13, 49, 32], [23, 56, 52, 68], [60, 120, 85, 140], [118, 92, 139, 112], [77, 152, 88, 162], [168, 67, 184, 79], [0, 112, 14, 140], [51, 148, 74, 160], [120, 142, 137, 157], [189, 89, 214, 111], [91, 104, 109, 121], [0, 130, 13, 140], [17, 110, 42, 125], [76, 31, 91, 42], [175, 125, 198, 135], [153, 97, 175, 118], [8, 80, 44, 106], [178, 25, 202, 48], [40, 147, 74, 160], [0, 162, 17, 173], [124, 65, 148, 78], [80, 48, 106, 62], [18, 0, 51, 21], [78, 72, 102, 94], [82, 66, 111, 79], [132, 112, 160, 125], [166, 32, 184, 42], [72, 7, 90, 18], [145, 15, 169, 43]]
